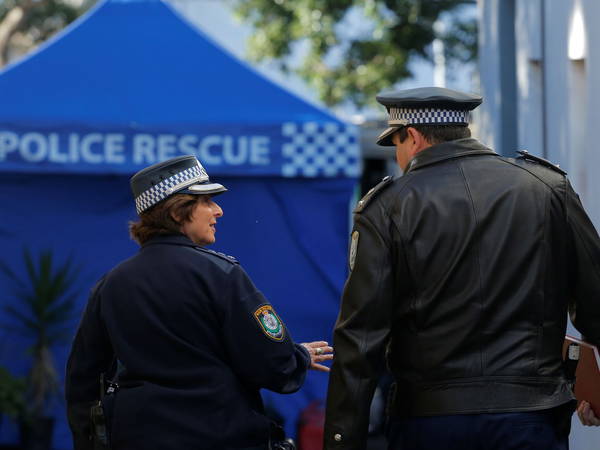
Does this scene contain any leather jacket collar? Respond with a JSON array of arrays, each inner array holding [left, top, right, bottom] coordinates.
[[406, 138, 497, 173]]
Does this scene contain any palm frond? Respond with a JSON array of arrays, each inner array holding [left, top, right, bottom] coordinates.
[[1, 247, 83, 414], [0, 322, 37, 339], [23, 248, 39, 287], [46, 327, 76, 346], [45, 294, 78, 325], [3, 305, 38, 334]]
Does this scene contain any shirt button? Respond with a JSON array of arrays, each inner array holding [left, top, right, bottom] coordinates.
[[334, 434, 342, 442]]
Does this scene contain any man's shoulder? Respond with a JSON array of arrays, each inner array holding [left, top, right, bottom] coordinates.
[[514, 150, 567, 176], [354, 175, 395, 213], [354, 173, 420, 215], [503, 150, 567, 189]]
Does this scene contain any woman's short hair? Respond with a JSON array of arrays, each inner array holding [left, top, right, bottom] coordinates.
[[129, 194, 202, 245]]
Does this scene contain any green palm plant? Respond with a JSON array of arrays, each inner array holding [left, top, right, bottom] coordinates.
[[1, 248, 81, 417], [0, 366, 26, 419]]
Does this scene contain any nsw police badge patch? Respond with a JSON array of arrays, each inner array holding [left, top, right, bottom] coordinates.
[[254, 305, 285, 341]]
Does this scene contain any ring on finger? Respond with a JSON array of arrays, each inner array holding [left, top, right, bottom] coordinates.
[[315, 347, 323, 356]]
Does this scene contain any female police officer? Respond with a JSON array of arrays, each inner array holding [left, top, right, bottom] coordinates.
[[65, 155, 333, 450]]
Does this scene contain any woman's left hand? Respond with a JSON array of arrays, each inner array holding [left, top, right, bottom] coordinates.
[[301, 341, 334, 372]]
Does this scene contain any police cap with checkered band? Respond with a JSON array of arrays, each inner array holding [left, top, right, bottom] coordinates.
[[375, 87, 482, 146], [130, 155, 227, 215]]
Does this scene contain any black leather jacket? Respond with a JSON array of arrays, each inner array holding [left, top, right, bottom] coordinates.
[[324, 138, 600, 449]]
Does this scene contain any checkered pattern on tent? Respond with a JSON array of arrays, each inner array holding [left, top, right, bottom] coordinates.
[[281, 122, 360, 177]]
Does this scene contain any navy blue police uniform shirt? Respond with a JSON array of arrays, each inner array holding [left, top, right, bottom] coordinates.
[[65, 234, 311, 450]]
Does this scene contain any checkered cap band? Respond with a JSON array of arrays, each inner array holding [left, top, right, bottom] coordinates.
[[388, 108, 470, 126], [134, 164, 208, 214]]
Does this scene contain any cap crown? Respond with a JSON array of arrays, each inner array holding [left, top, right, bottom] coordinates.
[[376, 87, 482, 110]]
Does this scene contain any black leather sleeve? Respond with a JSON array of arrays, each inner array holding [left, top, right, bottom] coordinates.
[[565, 180, 600, 347], [324, 201, 397, 450]]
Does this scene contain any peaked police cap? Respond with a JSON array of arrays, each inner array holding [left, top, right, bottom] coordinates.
[[375, 87, 482, 146], [130, 155, 227, 215]]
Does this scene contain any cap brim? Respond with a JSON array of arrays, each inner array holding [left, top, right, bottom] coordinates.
[[180, 183, 227, 196], [376, 127, 399, 146]]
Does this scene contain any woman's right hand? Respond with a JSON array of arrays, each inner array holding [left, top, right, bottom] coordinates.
[[301, 341, 334, 372]]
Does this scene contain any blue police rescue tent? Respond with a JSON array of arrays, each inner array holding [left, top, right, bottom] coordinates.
[[0, 0, 359, 448]]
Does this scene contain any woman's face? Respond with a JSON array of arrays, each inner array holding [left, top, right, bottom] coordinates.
[[180, 195, 223, 246]]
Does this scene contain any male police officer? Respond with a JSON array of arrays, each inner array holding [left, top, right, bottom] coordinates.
[[323, 87, 600, 450], [66, 155, 333, 450]]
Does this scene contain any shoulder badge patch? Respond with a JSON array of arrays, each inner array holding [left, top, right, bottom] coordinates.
[[517, 150, 566, 175], [354, 175, 394, 213], [253, 305, 285, 341], [349, 230, 359, 271]]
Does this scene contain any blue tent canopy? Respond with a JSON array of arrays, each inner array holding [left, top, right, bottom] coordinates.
[[0, 0, 359, 178], [0, 1, 358, 448]]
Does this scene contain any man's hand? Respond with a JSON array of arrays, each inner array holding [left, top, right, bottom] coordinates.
[[577, 401, 600, 426], [301, 341, 334, 372]]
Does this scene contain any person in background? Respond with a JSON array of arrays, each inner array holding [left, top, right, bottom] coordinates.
[[66, 155, 333, 450], [323, 87, 600, 450]]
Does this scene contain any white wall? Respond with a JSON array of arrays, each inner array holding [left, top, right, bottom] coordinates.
[[543, 0, 571, 167], [478, 0, 518, 154], [479, 0, 600, 246], [514, 0, 543, 155], [577, 0, 600, 227]]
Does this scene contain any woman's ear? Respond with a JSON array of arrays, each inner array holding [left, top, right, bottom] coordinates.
[[170, 210, 181, 224]]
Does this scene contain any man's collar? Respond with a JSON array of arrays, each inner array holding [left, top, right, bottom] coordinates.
[[405, 138, 497, 173]]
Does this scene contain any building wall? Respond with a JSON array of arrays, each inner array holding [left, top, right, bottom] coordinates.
[[479, 1, 600, 448], [579, 0, 600, 225], [479, 0, 600, 222], [478, 0, 518, 154]]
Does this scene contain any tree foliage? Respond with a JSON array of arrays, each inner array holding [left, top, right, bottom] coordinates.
[[233, 0, 477, 108], [0, 0, 94, 67]]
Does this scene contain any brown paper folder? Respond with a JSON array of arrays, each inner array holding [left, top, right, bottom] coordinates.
[[562, 335, 600, 416]]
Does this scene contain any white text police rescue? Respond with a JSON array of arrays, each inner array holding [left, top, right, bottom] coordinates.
[[0, 132, 271, 166]]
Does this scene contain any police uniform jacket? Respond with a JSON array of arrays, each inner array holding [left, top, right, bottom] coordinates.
[[324, 138, 600, 449], [66, 234, 310, 450]]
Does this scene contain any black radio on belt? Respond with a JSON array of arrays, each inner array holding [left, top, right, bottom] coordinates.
[[90, 373, 119, 449]]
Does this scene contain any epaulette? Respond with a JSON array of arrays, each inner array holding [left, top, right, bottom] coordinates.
[[354, 175, 394, 213], [195, 247, 239, 265], [517, 150, 566, 175]]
